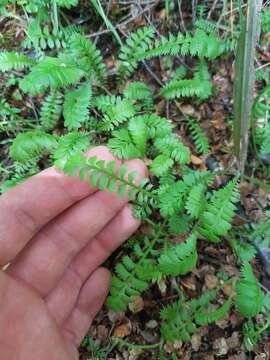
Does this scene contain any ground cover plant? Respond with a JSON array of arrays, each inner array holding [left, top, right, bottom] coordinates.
[[1, 0, 270, 358]]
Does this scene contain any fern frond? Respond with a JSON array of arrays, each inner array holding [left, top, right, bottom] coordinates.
[[182, 168, 214, 187], [140, 33, 184, 58], [94, 95, 136, 131], [53, 132, 90, 169], [157, 180, 188, 217], [150, 154, 174, 176], [143, 114, 172, 139], [187, 117, 210, 155], [0, 52, 35, 72], [63, 154, 154, 203], [118, 26, 156, 79], [123, 81, 153, 111], [236, 262, 263, 317], [195, 296, 232, 325], [40, 91, 63, 131], [56, 0, 78, 8], [160, 297, 197, 342], [158, 169, 212, 219], [128, 116, 147, 155], [168, 214, 190, 235], [199, 179, 239, 242], [195, 18, 218, 35], [108, 129, 142, 159], [185, 183, 206, 219], [10, 130, 58, 163], [230, 239, 256, 263], [107, 255, 148, 311], [160, 60, 212, 100], [68, 33, 107, 84], [252, 218, 270, 247], [154, 135, 190, 165], [160, 78, 211, 100], [141, 29, 224, 61], [19, 57, 84, 94], [158, 234, 198, 276], [63, 82, 92, 130]]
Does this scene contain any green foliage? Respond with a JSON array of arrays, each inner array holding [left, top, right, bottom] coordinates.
[[107, 255, 149, 311], [243, 316, 270, 351], [67, 33, 107, 84], [53, 132, 90, 169], [185, 183, 206, 219], [261, 6, 270, 33], [23, 19, 78, 50], [158, 234, 197, 276], [187, 117, 210, 155], [141, 29, 224, 60], [40, 91, 63, 131], [94, 95, 136, 131], [236, 261, 264, 318], [2, 6, 270, 352], [123, 81, 153, 111], [118, 26, 156, 79], [19, 57, 84, 94], [56, 0, 78, 8], [231, 239, 257, 263], [160, 288, 231, 343], [0, 52, 35, 71], [251, 217, 270, 247], [160, 60, 212, 100], [10, 130, 58, 162], [199, 179, 240, 242], [252, 83, 270, 156], [63, 154, 153, 202], [63, 82, 92, 130]]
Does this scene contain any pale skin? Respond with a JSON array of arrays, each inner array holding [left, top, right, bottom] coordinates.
[[0, 146, 147, 360]]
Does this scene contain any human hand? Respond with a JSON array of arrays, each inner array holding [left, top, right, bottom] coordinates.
[[0, 146, 147, 360]]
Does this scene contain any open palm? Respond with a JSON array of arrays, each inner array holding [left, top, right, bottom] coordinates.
[[0, 146, 146, 360]]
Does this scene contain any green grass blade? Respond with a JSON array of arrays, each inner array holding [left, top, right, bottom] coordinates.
[[233, 0, 263, 172], [89, 0, 123, 46]]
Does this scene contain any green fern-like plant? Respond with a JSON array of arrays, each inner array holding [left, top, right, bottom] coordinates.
[[0, 52, 35, 71], [236, 261, 264, 318], [94, 95, 136, 131], [19, 57, 84, 94], [160, 60, 212, 100], [10, 130, 58, 163], [123, 81, 153, 111], [40, 91, 63, 131], [187, 117, 210, 155], [63, 82, 92, 130], [118, 26, 156, 79], [199, 179, 240, 242], [160, 288, 231, 343], [67, 33, 107, 84], [54, 132, 90, 169], [158, 234, 198, 276]]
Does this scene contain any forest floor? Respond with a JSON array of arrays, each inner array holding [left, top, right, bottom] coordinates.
[[1, 1, 270, 359]]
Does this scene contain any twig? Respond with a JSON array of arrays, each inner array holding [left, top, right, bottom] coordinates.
[[207, 0, 219, 20], [256, 62, 270, 70], [86, 1, 158, 39], [142, 60, 164, 87], [177, 0, 187, 33], [192, 0, 197, 33]]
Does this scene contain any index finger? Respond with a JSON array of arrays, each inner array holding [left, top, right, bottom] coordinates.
[[0, 146, 117, 265]]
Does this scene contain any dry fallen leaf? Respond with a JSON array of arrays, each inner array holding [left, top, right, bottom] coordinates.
[[191, 333, 202, 352], [113, 320, 132, 339], [128, 295, 144, 314], [213, 337, 229, 357], [205, 274, 219, 289]]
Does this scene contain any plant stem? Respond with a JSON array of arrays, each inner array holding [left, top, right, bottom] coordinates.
[[52, 0, 59, 33]]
